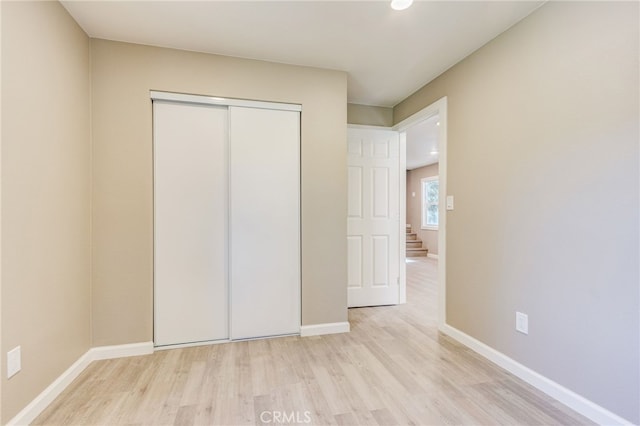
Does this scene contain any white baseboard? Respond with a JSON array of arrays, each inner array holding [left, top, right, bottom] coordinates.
[[427, 253, 439, 259], [89, 341, 154, 361], [301, 321, 350, 337], [7, 351, 93, 426], [154, 339, 231, 351], [7, 341, 154, 426], [440, 324, 633, 426]]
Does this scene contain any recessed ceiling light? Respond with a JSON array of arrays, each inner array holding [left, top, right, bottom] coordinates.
[[436, 121, 441, 126], [391, 0, 413, 11], [430, 150, 439, 155]]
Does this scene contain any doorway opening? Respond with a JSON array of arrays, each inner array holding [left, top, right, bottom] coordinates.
[[346, 97, 447, 329], [394, 97, 447, 330]]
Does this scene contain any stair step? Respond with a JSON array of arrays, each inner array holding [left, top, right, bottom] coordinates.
[[406, 233, 417, 240], [406, 241, 422, 248], [406, 247, 428, 257]]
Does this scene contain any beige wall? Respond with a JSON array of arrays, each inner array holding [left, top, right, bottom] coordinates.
[[1, 1, 91, 422], [394, 2, 639, 422], [90, 39, 348, 345], [406, 164, 439, 255], [347, 103, 393, 127]]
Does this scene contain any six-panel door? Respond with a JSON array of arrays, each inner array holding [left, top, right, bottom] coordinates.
[[347, 127, 400, 307]]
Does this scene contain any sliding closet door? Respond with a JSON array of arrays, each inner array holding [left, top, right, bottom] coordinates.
[[154, 101, 228, 346], [229, 106, 300, 339]]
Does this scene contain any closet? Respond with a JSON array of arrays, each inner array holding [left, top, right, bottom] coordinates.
[[152, 91, 301, 347]]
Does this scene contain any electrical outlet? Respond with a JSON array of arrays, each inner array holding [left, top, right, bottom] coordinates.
[[516, 312, 528, 335], [7, 346, 21, 378]]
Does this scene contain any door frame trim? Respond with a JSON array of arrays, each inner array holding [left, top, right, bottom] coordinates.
[[393, 96, 448, 330]]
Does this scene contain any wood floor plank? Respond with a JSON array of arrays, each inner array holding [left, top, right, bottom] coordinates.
[[32, 258, 593, 426]]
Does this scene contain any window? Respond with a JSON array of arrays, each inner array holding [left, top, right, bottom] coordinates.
[[421, 176, 439, 230]]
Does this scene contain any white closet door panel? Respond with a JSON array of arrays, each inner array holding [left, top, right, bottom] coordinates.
[[154, 101, 228, 346], [229, 106, 300, 340]]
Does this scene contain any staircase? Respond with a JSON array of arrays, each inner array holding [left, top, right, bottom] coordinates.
[[406, 224, 428, 257]]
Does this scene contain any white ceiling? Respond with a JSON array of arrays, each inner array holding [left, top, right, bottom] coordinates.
[[61, 0, 543, 107], [406, 113, 439, 170]]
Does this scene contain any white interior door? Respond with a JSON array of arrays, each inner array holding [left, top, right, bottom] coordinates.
[[347, 127, 400, 307], [229, 106, 300, 339], [153, 101, 229, 346]]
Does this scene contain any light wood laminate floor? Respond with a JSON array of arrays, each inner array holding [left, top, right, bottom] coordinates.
[[35, 258, 591, 425]]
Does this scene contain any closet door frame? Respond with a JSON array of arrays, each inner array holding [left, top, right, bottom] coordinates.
[[151, 91, 301, 112], [151, 91, 302, 348]]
